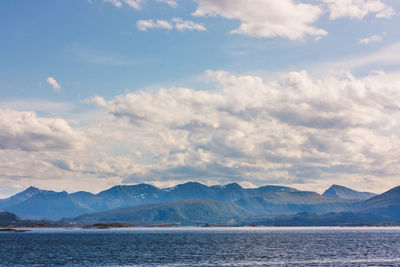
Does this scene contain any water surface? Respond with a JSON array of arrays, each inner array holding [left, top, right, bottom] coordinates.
[[1, 227, 400, 266]]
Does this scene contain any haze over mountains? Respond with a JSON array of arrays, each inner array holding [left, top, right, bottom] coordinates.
[[2, 182, 396, 227]]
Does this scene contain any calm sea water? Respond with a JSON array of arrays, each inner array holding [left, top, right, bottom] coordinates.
[[1, 227, 400, 266]]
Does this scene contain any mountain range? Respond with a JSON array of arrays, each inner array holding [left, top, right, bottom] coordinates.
[[0, 182, 301, 220], [1, 182, 391, 226]]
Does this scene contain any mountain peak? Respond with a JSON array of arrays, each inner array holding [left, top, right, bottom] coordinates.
[[328, 184, 350, 190], [26, 186, 40, 190], [225, 183, 242, 189], [24, 186, 41, 193], [11, 186, 43, 200], [179, 182, 205, 187], [323, 185, 376, 200]]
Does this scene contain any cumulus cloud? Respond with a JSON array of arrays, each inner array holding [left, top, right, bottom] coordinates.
[[137, 19, 173, 31], [359, 35, 382, 44], [137, 18, 206, 32], [323, 0, 395, 20], [0, 149, 127, 198], [46, 77, 61, 92], [192, 0, 327, 40], [0, 109, 87, 151], [87, 70, 400, 192], [4, 70, 400, 196]]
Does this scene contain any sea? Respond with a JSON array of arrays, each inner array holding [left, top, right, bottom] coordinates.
[[1, 227, 400, 266]]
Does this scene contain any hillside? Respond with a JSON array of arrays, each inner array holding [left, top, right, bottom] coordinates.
[[65, 199, 254, 225], [0, 211, 21, 226], [250, 186, 400, 226], [236, 191, 359, 215], [355, 185, 400, 220]]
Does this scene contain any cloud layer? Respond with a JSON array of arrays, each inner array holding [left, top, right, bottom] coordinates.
[[86, 70, 400, 192], [3, 70, 400, 197]]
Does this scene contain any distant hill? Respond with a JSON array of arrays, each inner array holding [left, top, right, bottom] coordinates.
[[322, 185, 376, 200], [65, 191, 359, 226], [236, 191, 359, 215], [0, 211, 21, 226], [355, 185, 400, 220], [65, 199, 254, 226], [0, 182, 298, 220], [251, 186, 400, 226]]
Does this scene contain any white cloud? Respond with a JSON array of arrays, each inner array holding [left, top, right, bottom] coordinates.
[[0, 109, 87, 151], [104, 0, 122, 8], [104, 0, 143, 9], [86, 70, 400, 193], [124, 0, 143, 9], [137, 18, 206, 32], [137, 19, 173, 31], [192, 0, 327, 40], [0, 149, 126, 198], [322, 0, 395, 20], [156, 0, 177, 8], [46, 77, 61, 92], [359, 35, 382, 44], [172, 17, 206, 31]]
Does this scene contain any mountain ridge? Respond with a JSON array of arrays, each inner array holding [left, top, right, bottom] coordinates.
[[1, 183, 399, 227], [0, 182, 299, 220], [0, 182, 381, 222]]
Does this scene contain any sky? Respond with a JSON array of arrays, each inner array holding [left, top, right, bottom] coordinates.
[[1, 0, 400, 198]]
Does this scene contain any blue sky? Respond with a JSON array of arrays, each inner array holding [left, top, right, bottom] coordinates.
[[1, 0, 400, 197]]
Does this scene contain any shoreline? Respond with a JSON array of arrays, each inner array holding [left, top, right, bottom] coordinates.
[[3, 225, 400, 232]]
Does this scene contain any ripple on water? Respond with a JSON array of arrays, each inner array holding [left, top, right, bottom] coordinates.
[[1, 227, 400, 266]]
